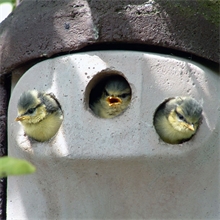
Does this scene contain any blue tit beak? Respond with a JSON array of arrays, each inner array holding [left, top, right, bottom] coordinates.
[[15, 115, 29, 121], [186, 124, 195, 131], [106, 96, 122, 106]]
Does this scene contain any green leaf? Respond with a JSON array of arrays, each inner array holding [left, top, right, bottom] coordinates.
[[0, 156, 36, 178]]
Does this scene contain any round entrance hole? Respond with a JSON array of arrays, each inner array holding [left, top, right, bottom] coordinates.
[[86, 69, 132, 119], [153, 96, 203, 144]]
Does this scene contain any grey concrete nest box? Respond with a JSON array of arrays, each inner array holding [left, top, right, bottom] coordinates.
[[7, 51, 220, 219]]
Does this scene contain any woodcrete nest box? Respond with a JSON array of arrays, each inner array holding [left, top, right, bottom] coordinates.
[[8, 51, 220, 219]]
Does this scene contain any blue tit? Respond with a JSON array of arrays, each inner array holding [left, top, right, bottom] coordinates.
[[90, 75, 131, 118], [16, 90, 63, 142], [153, 96, 202, 144]]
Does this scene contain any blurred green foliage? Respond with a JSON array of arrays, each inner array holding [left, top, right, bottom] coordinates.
[[0, 156, 36, 178], [0, 0, 16, 9]]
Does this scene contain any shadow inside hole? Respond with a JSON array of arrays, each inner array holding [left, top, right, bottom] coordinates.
[[86, 69, 132, 118]]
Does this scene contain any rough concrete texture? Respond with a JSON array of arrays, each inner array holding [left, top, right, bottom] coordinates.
[[0, 75, 9, 220], [0, 0, 219, 75], [8, 52, 220, 219]]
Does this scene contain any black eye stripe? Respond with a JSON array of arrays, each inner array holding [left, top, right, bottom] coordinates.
[[27, 108, 35, 114], [25, 104, 41, 115], [118, 93, 130, 98], [175, 109, 187, 122]]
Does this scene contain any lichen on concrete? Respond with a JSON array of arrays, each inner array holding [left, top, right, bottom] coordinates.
[[159, 0, 219, 26]]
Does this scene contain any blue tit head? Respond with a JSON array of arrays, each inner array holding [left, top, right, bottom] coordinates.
[[17, 90, 40, 113], [168, 96, 203, 132], [102, 75, 131, 107], [153, 96, 203, 144], [175, 97, 202, 125], [16, 90, 46, 124], [89, 75, 132, 118]]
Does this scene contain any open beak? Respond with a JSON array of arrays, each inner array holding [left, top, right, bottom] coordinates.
[[187, 124, 195, 131], [107, 96, 122, 106], [15, 116, 27, 121]]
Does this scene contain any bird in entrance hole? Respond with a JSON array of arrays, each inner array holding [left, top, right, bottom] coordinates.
[[153, 96, 202, 144], [89, 75, 132, 119], [16, 90, 63, 142]]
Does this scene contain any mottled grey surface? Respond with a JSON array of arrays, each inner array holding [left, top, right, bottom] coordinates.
[[0, 0, 219, 75], [0, 75, 9, 220]]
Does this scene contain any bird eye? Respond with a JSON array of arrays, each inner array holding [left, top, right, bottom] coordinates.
[[119, 93, 129, 99], [27, 108, 36, 114], [177, 112, 184, 121]]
